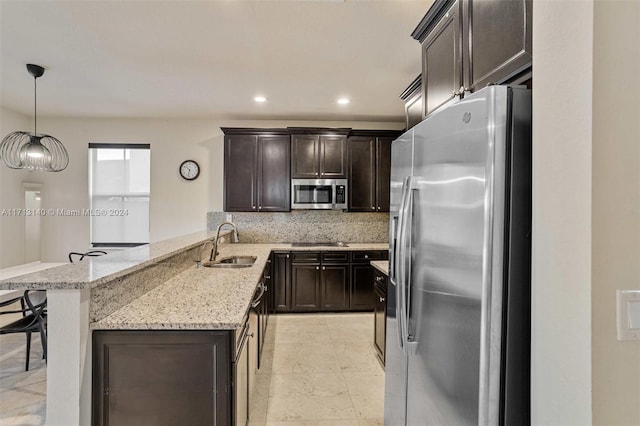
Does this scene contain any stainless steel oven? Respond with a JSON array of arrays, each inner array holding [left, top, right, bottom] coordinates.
[[291, 179, 347, 210]]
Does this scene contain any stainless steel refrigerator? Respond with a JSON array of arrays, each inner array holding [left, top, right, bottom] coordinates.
[[385, 85, 532, 426]]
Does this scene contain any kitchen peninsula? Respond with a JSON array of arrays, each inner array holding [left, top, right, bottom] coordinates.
[[0, 231, 387, 425]]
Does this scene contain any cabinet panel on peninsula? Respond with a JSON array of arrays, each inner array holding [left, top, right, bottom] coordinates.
[[92, 331, 232, 426]]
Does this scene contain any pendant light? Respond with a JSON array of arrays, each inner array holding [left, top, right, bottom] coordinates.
[[0, 64, 69, 172]]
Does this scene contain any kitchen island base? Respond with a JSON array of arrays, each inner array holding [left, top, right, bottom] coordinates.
[[92, 330, 233, 426]]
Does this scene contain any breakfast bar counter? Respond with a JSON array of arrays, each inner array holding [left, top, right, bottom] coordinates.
[[0, 231, 387, 425]]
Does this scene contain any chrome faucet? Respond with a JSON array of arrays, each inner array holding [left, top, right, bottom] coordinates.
[[210, 221, 239, 262], [196, 240, 215, 268]]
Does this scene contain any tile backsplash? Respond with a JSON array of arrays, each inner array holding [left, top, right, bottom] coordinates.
[[207, 211, 389, 243]]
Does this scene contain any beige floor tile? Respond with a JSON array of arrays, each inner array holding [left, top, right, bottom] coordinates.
[[267, 373, 356, 421], [0, 334, 47, 426], [342, 373, 385, 419], [271, 321, 333, 344], [258, 345, 275, 374], [271, 343, 341, 374], [324, 313, 372, 329], [357, 418, 384, 426], [264, 420, 360, 426], [249, 372, 272, 422], [327, 317, 374, 343], [332, 340, 384, 374]]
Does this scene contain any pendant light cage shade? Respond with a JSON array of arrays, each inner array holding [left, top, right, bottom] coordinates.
[[0, 131, 69, 172], [0, 63, 69, 172]]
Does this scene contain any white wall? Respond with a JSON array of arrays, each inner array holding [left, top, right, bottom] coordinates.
[[0, 113, 401, 265], [532, 1, 594, 424], [592, 1, 640, 424], [0, 107, 42, 268]]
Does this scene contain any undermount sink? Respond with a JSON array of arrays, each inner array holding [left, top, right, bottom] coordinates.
[[201, 256, 257, 268]]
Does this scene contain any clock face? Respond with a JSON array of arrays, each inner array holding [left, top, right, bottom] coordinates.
[[179, 160, 200, 180]]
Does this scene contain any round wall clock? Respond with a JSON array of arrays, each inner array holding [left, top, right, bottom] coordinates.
[[179, 160, 200, 181]]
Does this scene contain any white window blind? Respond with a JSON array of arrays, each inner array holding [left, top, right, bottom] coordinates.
[[89, 143, 150, 247]]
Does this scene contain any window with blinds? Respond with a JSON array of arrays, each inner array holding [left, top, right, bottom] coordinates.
[[88, 143, 150, 247]]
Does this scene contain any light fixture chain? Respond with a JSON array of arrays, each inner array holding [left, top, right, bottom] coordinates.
[[33, 76, 37, 135]]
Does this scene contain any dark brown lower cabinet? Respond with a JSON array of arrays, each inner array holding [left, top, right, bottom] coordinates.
[[373, 270, 388, 366], [291, 263, 321, 311], [320, 264, 350, 311], [272, 252, 291, 313], [350, 264, 376, 311], [92, 330, 232, 426], [271, 250, 388, 313]]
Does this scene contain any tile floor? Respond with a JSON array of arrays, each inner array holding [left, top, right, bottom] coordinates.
[[0, 332, 47, 426], [249, 313, 385, 426], [0, 312, 384, 426]]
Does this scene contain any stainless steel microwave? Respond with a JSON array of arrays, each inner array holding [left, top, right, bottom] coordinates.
[[291, 179, 348, 210]]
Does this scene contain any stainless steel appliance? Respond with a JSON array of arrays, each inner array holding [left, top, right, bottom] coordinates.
[[386, 85, 532, 426], [291, 178, 347, 210]]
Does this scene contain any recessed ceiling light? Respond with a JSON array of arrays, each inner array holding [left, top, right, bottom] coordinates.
[[254, 96, 267, 103], [337, 98, 350, 105]]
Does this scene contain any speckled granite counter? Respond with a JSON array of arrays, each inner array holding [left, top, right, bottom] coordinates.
[[371, 260, 389, 275], [92, 242, 388, 330], [0, 230, 224, 290]]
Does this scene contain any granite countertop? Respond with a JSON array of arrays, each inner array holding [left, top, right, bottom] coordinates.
[[0, 230, 225, 290], [92, 242, 389, 331], [371, 260, 389, 275]]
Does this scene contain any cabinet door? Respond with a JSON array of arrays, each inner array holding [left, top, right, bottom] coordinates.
[[291, 134, 319, 178], [422, 0, 462, 116], [375, 137, 392, 212], [291, 264, 321, 311], [319, 135, 348, 178], [350, 264, 375, 311], [272, 252, 291, 313], [321, 264, 350, 311], [373, 274, 387, 366], [348, 136, 376, 212], [224, 135, 257, 211], [463, 0, 532, 90], [257, 135, 291, 212], [92, 331, 231, 426]]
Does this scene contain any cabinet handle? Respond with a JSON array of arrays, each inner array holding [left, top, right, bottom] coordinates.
[[322, 266, 326, 270], [379, 297, 385, 303], [316, 266, 320, 270], [264, 275, 271, 279], [375, 276, 383, 282], [371, 206, 375, 210], [252, 205, 256, 209], [259, 206, 262, 210], [364, 255, 369, 259], [377, 206, 381, 211], [286, 254, 290, 258]]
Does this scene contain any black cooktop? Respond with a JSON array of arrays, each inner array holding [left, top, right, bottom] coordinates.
[[290, 242, 347, 247]]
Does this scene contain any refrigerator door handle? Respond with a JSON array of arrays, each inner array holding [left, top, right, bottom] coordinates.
[[401, 177, 419, 355], [389, 215, 399, 286], [396, 177, 411, 351]]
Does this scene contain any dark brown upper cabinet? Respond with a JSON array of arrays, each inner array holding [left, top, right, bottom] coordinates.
[[347, 131, 399, 212], [420, 0, 463, 117], [222, 129, 290, 212], [412, 0, 532, 117], [399, 75, 423, 131], [462, 0, 532, 92], [291, 129, 348, 179]]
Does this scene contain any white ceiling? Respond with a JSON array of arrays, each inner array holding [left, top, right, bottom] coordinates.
[[0, 0, 431, 121]]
